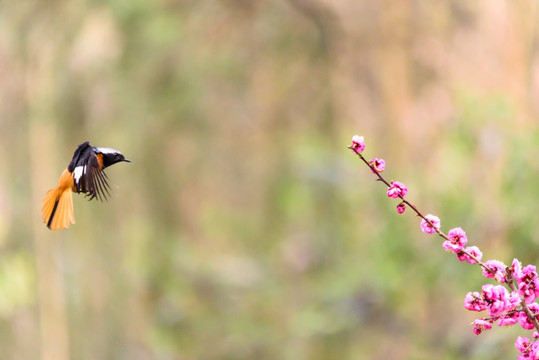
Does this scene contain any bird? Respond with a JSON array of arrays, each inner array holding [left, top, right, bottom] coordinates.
[[42, 141, 130, 230]]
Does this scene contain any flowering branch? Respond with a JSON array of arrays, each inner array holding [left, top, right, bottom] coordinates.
[[349, 143, 488, 270], [349, 135, 539, 358]]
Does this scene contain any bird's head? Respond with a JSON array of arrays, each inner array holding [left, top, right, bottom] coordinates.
[[94, 147, 131, 168]]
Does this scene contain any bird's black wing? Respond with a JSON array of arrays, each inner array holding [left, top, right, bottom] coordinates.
[[74, 153, 111, 202], [67, 141, 91, 172]]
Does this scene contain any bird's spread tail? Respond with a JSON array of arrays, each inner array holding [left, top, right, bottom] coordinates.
[[42, 187, 75, 230]]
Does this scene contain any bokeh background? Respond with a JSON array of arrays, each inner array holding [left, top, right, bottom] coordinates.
[[1, 1, 539, 359]]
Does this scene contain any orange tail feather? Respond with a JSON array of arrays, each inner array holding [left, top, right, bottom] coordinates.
[[42, 187, 75, 230]]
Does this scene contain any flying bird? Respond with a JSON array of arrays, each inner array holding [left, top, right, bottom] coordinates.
[[42, 141, 130, 230]]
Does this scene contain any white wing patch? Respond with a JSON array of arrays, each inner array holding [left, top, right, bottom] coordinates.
[[94, 147, 119, 155], [74, 166, 85, 184]]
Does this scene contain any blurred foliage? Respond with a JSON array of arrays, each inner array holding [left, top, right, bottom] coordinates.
[[1, 1, 539, 359]]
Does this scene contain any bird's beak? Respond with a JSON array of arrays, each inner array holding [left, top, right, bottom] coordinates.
[[124, 159, 131, 163]]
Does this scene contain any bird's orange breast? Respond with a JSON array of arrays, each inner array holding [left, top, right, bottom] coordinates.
[[96, 153, 104, 169]]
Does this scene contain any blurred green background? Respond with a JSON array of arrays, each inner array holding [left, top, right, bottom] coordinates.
[[1, 1, 539, 359]]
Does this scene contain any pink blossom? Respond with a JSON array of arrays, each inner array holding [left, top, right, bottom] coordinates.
[[396, 203, 406, 214], [519, 265, 538, 282], [515, 336, 539, 360], [516, 266, 539, 304], [481, 284, 520, 317], [519, 303, 539, 330], [475, 291, 518, 326], [482, 260, 507, 283], [457, 246, 483, 264], [386, 181, 408, 199], [497, 311, 520, 327], [472, 319, 492, 335], [508, 291, 522, 311], [519, 284, 539, 305], [442, 227, 468, 253], [518, 346, 539, 360], [369, 158, 385, 173], [420, 214, 440, 234], [515, 336, 530, 354], [351, 135, 365, 153], [520, 314, 536, 331], [511, 258, 523, 278], [526, 300, 539, 314], [464, 291, 486, 312], [466, 246, 483, 263], [482, 284, 511, 317]]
